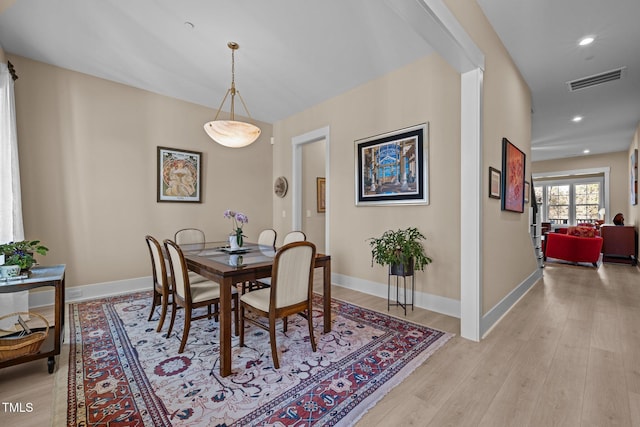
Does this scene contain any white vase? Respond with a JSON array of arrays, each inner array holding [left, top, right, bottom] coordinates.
[[0, 265, 21, 278], [229, 235, 240, 250], [228, 254, 244, 267]]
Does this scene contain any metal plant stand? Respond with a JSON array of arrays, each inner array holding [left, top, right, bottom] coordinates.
[[387, 261, 414, 316]]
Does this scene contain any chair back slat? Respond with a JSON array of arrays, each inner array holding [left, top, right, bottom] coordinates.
[[164, 239, 189, 299], [272, 242, 315, 308]]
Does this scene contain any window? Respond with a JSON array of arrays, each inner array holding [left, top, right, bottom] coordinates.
[[547, 185, 570, 224], [534, 176, 603, 225]]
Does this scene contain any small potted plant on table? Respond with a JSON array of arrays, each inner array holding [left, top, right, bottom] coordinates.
[[0, 240, 49, 276], [368, 227, 432, 275]]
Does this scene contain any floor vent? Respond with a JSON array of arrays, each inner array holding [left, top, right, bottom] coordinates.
[[567, 67, 627, 92]]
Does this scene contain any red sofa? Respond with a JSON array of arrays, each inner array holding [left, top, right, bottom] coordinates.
[[544, 230, 603, 266]]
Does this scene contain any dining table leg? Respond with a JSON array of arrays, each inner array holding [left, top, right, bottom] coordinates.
[[323, 258, 331, 333], [220, 276, 233, 377]]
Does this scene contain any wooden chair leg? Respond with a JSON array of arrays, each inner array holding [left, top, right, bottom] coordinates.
[[233, 294, 239, 336], [148, 292, 159, 321], [239, 305, 245, 347], [307, 306, 317, 352], [269, 317, 279, 369], [214, 303, 219, 322], [156, 296, 169, 332], [166, 302, 177, 338], [283, 316, 288, 332], [178, 309, 192, 353]]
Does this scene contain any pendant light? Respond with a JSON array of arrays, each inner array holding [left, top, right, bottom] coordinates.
[[204, 42, 261, 148]]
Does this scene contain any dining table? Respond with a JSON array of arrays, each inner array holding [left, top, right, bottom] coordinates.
[[178, 241, 332, 377]]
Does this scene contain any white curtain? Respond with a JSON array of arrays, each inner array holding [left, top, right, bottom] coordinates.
[[0, 61, 24, 242], [0, 60, 27, 331]]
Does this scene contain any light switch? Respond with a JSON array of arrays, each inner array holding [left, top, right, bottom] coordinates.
[[306, 210, 311, 217], [282, 210, 286, 218]]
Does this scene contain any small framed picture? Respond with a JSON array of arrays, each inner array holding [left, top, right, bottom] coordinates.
[[524, 181, 530, 203], [157, 146, 202, 203], [316, 177, 326, 213], [489, 167, 501, 199]]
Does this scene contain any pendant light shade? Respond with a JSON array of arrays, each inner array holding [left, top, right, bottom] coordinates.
[[204, 42, 261, 148], [204, 120, 261, 148]]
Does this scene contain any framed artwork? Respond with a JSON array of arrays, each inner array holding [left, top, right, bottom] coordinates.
[[157, 146, 202, 203], [524, 181, 530, 203], [355, 123, 429, 206], [489, 167, 501, 199], [501, 138, 526, 213], [316, 177, 326, 213]]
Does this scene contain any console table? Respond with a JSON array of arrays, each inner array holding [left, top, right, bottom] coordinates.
[[0, 265, 65, 373], [600, 226, 637, 265]]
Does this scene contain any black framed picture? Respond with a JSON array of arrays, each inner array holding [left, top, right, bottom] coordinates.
[[501, 138, 525, 213], [355, 123, 429, 206]]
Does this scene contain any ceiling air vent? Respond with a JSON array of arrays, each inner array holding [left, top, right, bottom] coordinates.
[[567, 67, 627, 92]]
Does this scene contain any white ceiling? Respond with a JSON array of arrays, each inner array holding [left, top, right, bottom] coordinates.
[[0, 0, 434, 123], [1, 0, 639, 162], [478, 0, 640, 161]]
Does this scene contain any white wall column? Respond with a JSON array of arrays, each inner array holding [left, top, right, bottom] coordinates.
[[460, 68, 483, 341]]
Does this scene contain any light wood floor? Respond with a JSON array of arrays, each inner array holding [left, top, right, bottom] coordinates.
[[2, 261, 639, 426]]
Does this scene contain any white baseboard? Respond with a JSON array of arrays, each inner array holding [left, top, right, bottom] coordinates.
[[28, 276, 151, 308], [331, 273, 461, 318], [480, 268, 543, 338]]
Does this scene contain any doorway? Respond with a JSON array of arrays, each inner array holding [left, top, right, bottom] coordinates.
[[292, 126, 330, 254]]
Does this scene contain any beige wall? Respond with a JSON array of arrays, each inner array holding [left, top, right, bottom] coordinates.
[[274, 53, 462, 301], [532, 151, 629, 223], [9, 55, 273, 287], [446, 0, 537, 314], [272, 0, 535, 313]]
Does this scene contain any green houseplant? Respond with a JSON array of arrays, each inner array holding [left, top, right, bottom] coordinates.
[[0, 240, 49, 271], [368, 227, 432, 275]]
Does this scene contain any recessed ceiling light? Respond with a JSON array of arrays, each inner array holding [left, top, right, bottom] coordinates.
[[184, 21, 195, 29], [572, 116, 583, 122], [579, 36, 595, 46], [583, 149, 590, 154]]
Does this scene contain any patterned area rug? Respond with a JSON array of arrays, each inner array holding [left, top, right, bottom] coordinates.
[[55, 291, 452, 426]]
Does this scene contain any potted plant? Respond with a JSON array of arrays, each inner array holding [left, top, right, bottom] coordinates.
[[0, 240, 49, 272], [368, 227, 432, 276]]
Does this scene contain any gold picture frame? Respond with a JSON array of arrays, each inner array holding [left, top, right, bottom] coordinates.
[[317, 177, 326, 213]]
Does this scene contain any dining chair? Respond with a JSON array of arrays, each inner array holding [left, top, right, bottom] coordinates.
[[174, 228, 209, 285], [247, 230, 308, 293], [145, 235, 173, 332], [240, 229, 278, 294], [175, 228, 206, 247], [283, 230, 306, 245], [257, 229, 277, 247], [239, 241, 317, 369], [164, 239, 239, 353]]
